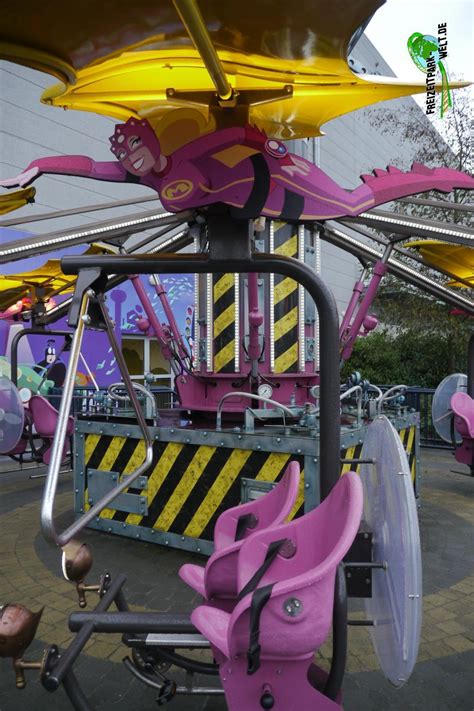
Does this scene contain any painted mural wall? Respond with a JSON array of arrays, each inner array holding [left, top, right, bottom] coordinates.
[[0, 229, 195, 390]]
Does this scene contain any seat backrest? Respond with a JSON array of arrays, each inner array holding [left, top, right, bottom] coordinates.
[[29, 395, 61, 437], [451, 391, 474, 438], [227, 472, 363, 659], [213, 461, 301, 549]]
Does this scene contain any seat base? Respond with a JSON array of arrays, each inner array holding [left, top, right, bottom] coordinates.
[[219, 658, 343, 710]]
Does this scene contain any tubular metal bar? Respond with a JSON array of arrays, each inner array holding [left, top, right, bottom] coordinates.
[[41, 290, 154, 546], [69, 612, 196, 634], [41, 290, 90, 546], [10, 328, 72, 386], [62, 671, 94, 711], [0, 209, 192, 264], [345, 208, 474, 246], [397, 197, 474, 213], [43, 574, 127, 691], [61, 251, 341, 500], [38, 229, 192, 327], [0, 194, 161, 228], [324, 565, 347, 701], [323, 226, 474, 315], [173, 0, 232, 100], [337, 220, 474, 290]]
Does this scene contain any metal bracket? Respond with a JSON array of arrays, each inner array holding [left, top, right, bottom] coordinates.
[[241, 478, 276, 503], [305, 337, 316, 362], [68, 268, 107, 328], [166, 85, 293, 110], [87, 470, 148, 515]]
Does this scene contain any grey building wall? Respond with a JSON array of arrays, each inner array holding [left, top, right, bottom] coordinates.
[[0, 35, 436, 315]]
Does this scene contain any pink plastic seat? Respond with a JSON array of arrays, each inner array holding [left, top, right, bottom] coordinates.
[[29, 395, 74, 465], [451, 392, 474, 439], [191, 472, 363, 711], [451, 392, 474, 468], [179, 462, 300, 601]]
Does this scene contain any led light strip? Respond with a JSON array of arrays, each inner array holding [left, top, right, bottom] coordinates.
[[298, 224, 306, 372], [194, 236, 200, 368], [269, 220, 275, 372], [206, 273, 213, 371], [358, 211, 473, 240], [327, 226, 474, 311], [0, 212, 175, 258], [313, 227, 322, 371], [234, 273, 240, 372]]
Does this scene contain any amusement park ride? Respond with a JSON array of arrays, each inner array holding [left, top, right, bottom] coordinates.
[[0, 0, 473, 708]]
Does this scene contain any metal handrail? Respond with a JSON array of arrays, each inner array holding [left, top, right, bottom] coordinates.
[[108, 382, 158, 420], [41, 289, 154, 548], [216, 391, 296, 431]]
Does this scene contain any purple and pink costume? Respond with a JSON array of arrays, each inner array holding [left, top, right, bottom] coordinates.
[[15, 118, 474, 221]]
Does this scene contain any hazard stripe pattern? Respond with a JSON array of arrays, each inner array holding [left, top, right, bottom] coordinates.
[[83, 426, 417, 542], [273, 222, 299, 373], [213, 272, 235, 372], [84, 434, 304, 541]]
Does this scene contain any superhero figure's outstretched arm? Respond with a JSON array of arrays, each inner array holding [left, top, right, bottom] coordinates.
[[0, 156, 128, 189]]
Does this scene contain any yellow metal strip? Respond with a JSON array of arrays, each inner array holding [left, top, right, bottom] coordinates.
[[274, 306, 298, 340], [125, 442, 184, 525], [214, 340, 235, 371], [98, 436, 127, 473], [213, 273, 234, 302], [154, 445, 216, 531], [255, 452, 291, 482], [274, 342, 298, 372], [288, 469, 305, 520], [406, 426, 416, 482], [274, 276, 297, 305], [341, 446, 355, 474], [84, 434, 101, 465], [184, 448, 254, 538], [274, 234, 298, 257], [213, 303, 235, 338], [99, 440, 147, 520]]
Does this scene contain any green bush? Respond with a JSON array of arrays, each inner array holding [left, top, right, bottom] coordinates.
[[341, 329, 469, 388]]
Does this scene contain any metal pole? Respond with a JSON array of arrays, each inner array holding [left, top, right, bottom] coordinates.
[[173, 0, 232, 100], [62, 251, 340, 499]]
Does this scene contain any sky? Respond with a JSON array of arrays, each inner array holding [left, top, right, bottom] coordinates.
[[365, 0, 473, 111], [365, 0, 473, 80]]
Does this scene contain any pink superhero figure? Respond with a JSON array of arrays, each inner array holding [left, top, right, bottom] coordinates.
[[1, 117, 473, 220]]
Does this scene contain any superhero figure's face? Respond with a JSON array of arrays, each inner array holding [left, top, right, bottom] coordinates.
[[109, 118, 161, 176]]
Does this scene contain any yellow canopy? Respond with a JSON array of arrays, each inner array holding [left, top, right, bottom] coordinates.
[[406, 240, 474, 288], [0, 0, 467, 139], [0, 244, 115, 311], [0, 187, 36, 215]]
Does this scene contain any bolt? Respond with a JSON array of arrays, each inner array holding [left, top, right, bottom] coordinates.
[[304, 483, 309, 489], [276, 438, 281, 443]]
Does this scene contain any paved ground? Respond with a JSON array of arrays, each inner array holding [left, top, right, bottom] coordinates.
[[0, 448, 473, 710]]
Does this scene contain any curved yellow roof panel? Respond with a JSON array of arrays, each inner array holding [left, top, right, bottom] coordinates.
[[1, 0, 467, 139], [0, 244, 116, 310], [0, 187, 36, 216], [406, 240, 474, 288]]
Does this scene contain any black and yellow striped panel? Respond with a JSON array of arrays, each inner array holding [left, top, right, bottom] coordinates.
[[83, 433, 305, 541], [213, 272, 235, 372], [340, 425, 417, 482], [273, 222, 299, 373], [399, 426, 417, 482]]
